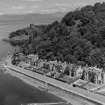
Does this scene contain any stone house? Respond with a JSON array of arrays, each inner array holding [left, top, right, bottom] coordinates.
[[62, 64, 83, 79], [82, 66, 104, 84], [28, 54, 38, 62]]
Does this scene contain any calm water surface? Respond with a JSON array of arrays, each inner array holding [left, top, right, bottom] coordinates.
[[0, 72, 64, 105]]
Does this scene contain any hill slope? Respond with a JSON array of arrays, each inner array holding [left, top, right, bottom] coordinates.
[[8, 2, 105, 68]]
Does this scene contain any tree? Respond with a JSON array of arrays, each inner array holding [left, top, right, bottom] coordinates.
[[86, 48, 105, 68]]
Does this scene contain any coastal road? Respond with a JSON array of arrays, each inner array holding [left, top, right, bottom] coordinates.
[[5, 65, 97, 105], [4, 62, 103, 105], [4, 57, 104, 105]]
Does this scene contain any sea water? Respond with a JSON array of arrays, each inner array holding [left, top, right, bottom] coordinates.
[[0, 71, 65, 105]]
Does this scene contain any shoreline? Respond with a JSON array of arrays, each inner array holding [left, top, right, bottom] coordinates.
[[3, 63, 99, 105], [5, 68, 71, 105]]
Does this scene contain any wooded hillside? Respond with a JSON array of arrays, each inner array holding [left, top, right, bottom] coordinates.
[[8, 2, 105, 68]]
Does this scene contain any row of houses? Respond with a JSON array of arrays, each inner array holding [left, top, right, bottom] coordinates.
[[12, 53, 105, 85]]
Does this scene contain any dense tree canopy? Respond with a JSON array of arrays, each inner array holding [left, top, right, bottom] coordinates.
[[7, 2, 105, 68]]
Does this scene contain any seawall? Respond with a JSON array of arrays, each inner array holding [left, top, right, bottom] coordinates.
[[4, 62, 103, 105]]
